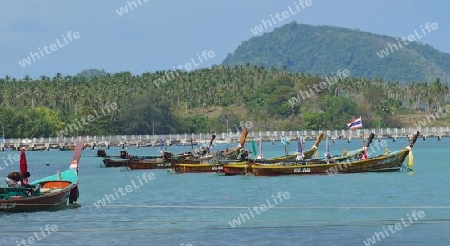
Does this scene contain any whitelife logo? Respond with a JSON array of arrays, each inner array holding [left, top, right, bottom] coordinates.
[[153, 50, 215, 87], [376, 22, 438, 58], [115, 0, 149, 17], [18, 31, 81, 68], [228, 191, 290, 228], [250, 0, 313, 35], [93, 172, 155, 208], [57, 102, 117, 138]]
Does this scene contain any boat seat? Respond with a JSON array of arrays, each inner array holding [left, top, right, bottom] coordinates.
[[40, 188, 63, 193]]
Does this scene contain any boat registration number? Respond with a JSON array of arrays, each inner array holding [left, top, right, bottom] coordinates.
[[294, 168, 311, 173], [156, 163, 172, 167], [211, 166, 223, 171], [0, 203, 16, 209], [377, 156, 398, 165]]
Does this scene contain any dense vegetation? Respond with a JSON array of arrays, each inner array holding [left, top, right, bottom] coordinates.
[[223, 22, 450, 84], [0, 66, 448, 138]]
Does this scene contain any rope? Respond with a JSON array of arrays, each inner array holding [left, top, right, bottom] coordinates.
[[4, 204, 450, 209], [0, 203, 77, 206], [84, 205, 450, 209], [1, 220, 450, 233], [2, 218, 450, 223]]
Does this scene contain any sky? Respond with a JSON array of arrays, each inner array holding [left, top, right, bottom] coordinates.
[[1, 0, 449, 79]]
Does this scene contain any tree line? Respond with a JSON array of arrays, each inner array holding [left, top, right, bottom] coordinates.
[[0, 66, 448, 138]]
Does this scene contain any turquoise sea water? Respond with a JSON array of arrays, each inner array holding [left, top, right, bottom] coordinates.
[[0, 137, 449, 246]]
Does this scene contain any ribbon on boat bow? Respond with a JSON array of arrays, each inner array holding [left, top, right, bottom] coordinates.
[[408, 149, 413, 168]]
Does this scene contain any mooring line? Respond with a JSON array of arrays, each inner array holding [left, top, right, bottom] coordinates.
[[2, 220, 450, 233], [89, 204, 450, 209]]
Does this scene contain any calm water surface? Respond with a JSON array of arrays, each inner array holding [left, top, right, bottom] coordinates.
[[0, 137, 449, 245]]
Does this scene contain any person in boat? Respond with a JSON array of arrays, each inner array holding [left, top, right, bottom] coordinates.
[[5, 171, 31, 188], [5, 171, 38, 196], [239, 150, 249, 161], [22, 171, 30, 186]]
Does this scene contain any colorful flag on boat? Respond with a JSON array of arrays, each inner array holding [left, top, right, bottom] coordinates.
[[297, 136, 303, 154], [256, 139, 264, 159], [252, 139, 257, 157], [347, 117, 362, 130], [296, 136, 304, 160], [19, 148, 29, 185], [325, 136, 331, 159], [281, 136, 290, 156]]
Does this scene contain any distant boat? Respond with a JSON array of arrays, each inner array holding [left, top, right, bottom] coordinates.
[[172, 163, 224, 173], [175, 142, 198, 147], [127, 159, 172, 170], [102, 158, 129, 168], [59, 146, 75, 151]]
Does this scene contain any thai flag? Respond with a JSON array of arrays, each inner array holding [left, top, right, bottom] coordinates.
[[347, 117, 362, 130]]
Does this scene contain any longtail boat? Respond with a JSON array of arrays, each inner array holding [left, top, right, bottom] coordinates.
[[102, 149, 164, 168], [102, 158, 129, 167], [171, 163, 224, 173], [128, 136, 217, 170], [171, 154, 214, 164], [98, 149, 163, 160], [250, 131, 419, 176], [170, 133, 247, 173], [127, 152, 173, 170], [128, 160, 173, 170], [0, 141, 83, 212], [222, 161, 250, 175], [222, 133, 376, 176]]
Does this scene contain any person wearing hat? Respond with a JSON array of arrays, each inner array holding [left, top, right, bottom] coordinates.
[[5, 171, 31, 187]]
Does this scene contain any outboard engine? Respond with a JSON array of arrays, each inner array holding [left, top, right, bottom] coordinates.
[[68, 186, 79, 204], [97, 149, 106, 157], [163, 152, 173, 162], [120, 150, 128, 159]]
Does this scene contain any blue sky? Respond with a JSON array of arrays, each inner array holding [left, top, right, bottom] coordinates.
[[1, 0, 449, 79]]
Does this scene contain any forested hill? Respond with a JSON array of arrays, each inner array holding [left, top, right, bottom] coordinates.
[[222, 22, 450, 84], [1, 67, 449, 138]]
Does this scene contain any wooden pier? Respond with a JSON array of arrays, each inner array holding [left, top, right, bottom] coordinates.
[[0, 126, 448, 151]]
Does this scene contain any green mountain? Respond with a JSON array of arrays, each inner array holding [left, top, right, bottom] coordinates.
[[223, 22, 450, 84]]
